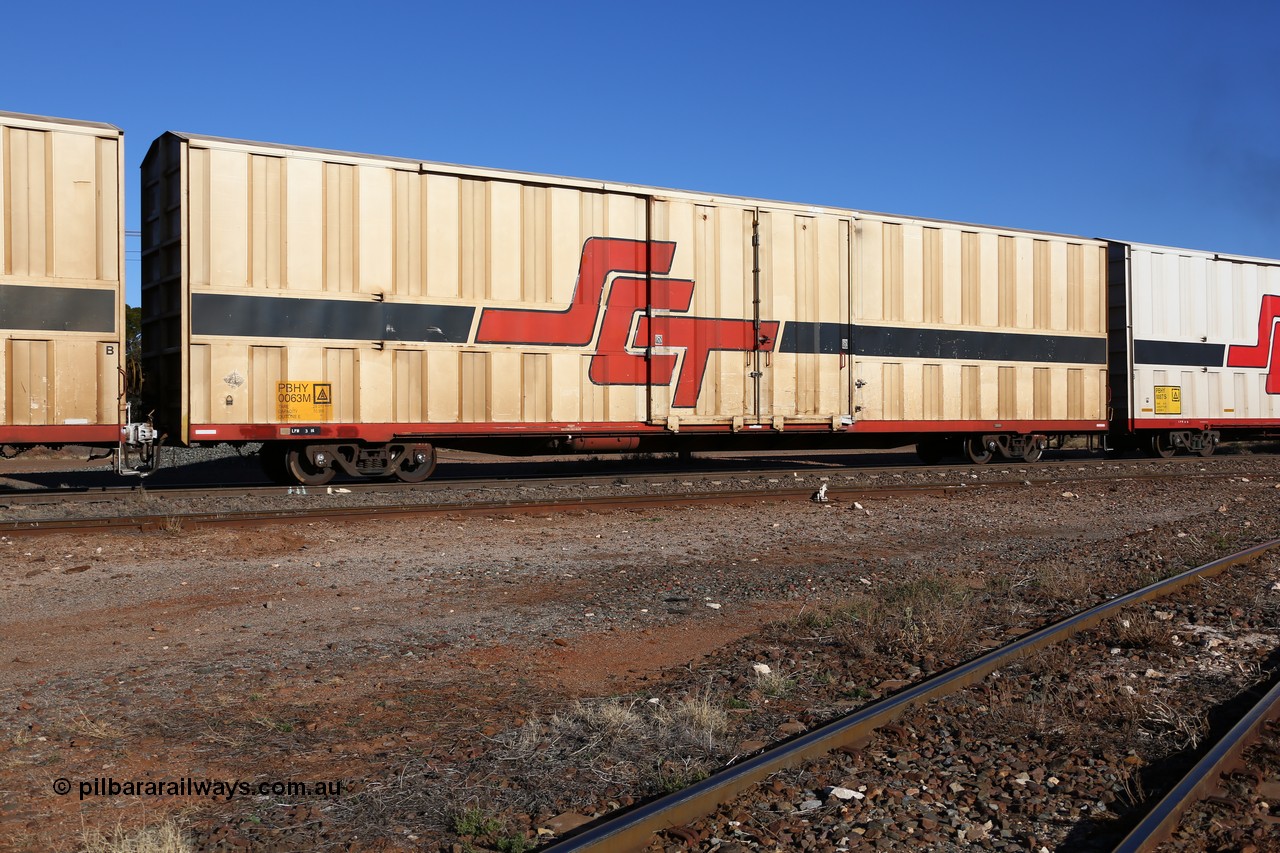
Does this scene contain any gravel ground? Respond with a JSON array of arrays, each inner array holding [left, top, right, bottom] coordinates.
[[0, 451, 1278, 851], [653, 550, 1280, 852]]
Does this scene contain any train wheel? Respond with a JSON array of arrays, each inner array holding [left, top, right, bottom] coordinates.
[[1022, 443, 1044, 463], [1147, 433, 1176, 459], [286, 446, 336, 486], [1196, 440, 1216, 458], [964, 437, 993, 465], [395, 445, 437, 483]]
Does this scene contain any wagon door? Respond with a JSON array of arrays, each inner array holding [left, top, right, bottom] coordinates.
[[645, 200, 852, 429], [644, 199, 769, 427], [760, 208, 854, 429]]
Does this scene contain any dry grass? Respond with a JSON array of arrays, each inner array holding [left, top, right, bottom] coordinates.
[[1140, 695, 1206, 750], [666, 691, 729, 750], [64, 707, 129, 742], [1099, 612, 1177, 652], [754, 668, 795, 698], [79, 817, 193, 853], [1027, 556, 1099, 603], [982, 568, 1040, 617], [557, 699, 645, 742], [498, 715, 544, 760], [981, 649, 1207, 757], [834, 577, 977, 659], [549, 693, 729, 753], [483, 689, 734, 804]]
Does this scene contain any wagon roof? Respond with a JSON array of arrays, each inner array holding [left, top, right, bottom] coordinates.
[[0, 110, 122, 134], [1107, 239, 1280, 267], [157, 130, 1104, 244]]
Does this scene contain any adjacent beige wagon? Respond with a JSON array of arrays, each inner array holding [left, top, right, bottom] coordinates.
[[0, 111, 125, 450]]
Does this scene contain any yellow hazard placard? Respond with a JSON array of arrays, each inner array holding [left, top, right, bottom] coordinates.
[[276, 381, 333, 422], [1153, 385, 1181, 415]]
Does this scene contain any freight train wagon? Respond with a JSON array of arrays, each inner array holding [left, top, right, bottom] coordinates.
[[0, 111, 127, 454], [1108, 241, 1280, 456], [140, 131, 1110, 484]]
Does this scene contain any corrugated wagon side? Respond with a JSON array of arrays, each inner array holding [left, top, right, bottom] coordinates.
[[140, 130, 1111, 483], [140, 132, 859, 483], [849, 215, 1110, 462], [1109, 240, 1280, 456], [0, 111, 125, 452]]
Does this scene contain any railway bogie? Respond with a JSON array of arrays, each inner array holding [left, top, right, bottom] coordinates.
[[915, 431, 1049, 465], [258, 440, 437, 485]]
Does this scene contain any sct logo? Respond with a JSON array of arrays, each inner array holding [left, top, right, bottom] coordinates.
[[1226, 295, 1280, 394], [476, 238, 778, 407]]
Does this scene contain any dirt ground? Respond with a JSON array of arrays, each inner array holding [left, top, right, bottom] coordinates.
[[1, 452, 1278, 851]]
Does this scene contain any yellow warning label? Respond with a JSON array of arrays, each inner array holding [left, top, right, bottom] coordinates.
[[276, 381, 333, 422], [1154, 385, 1181, 415]]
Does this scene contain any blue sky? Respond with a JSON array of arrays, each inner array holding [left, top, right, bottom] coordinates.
[[7, 1, 1277, 305]]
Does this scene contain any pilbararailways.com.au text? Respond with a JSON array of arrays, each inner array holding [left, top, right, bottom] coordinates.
[[53, 776, 343, 802]]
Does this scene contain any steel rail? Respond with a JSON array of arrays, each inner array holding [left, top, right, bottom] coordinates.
[[0, 462, 1268, 536], [0, 482, 966, 536], [543, 539, 1280, 853], [1112, 678, 1280, 853], [0, 461, 993, 505], [0, 450, 1263, 507]]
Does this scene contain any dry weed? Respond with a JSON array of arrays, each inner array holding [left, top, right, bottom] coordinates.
[[496, 715, 544, 760], [755, 668, 795, 698], [983, 651, 1146, 745], [1140, 695, 1205, 750], [79, 816, 193, 853], [554, 699, 644, 742], [1115, 765, 1148, 809], [665, 691, 729, 750], [840, 576, 977, 658], [1030, 557, 1097, 603], [65, 707, 128, 741], [983, 670, 1078, 738], [1100, 612, 1176, 652]]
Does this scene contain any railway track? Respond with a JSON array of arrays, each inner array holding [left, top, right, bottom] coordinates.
[[0, 482, 969, 535], [0, 446, 1269, 505], [1, 451, 1275, 535], [1114, 677, 1280, 852], [0, 459, 1273, 537], [541, 539, 1280, 853]]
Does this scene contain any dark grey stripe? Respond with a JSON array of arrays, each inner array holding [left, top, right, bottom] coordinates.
[[778, 321, 847, 354], [0, 284, 116, 333], [1133, 339, 1226, 367], [192, 293, 475, 343], [780, 321, 1106, 364]]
